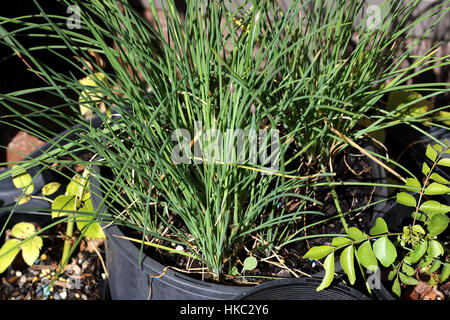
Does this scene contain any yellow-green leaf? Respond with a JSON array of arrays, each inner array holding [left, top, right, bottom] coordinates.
[[356, 240, 378, 271], [340, 245, 356, 285], [429, 172, 450, 184], [386, 91, 432, 119], [52, 195, 77, 218], [316, 253, 334, 292], [66, 176, 90, 200], [17, 195, 32, 205], [42, 182, 61, 196], [399, 272, 419, 286], [427, 214, 449, 237], [405, 177, 421, 190], [0, 239, 20, 273], [303, 246, 335, 260], [11, 222, 36, 239], [347, 227, 368, 241], [419, 200, 450, 217], [11, 165, 34, 194], [331, 236, 352, 247], [369, 218, 388, 235], [425, 144, 437, 162], [396, 192, 416, 207], [76, 217, 105, 239], [427, 240, 444, 258], [243, 257, 258, 271], [20, 236, 43, 266], [424, 182, 450, 195], [410, 240, 428, 263], [437, 158, 450, 167], [392, 278, 401, 298], [373, 236, 397, 268]]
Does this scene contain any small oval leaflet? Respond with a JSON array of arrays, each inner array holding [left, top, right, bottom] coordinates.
[[42, 182, 61, 196], [11, 222, 36, 239], [243, 256, 258, 271]]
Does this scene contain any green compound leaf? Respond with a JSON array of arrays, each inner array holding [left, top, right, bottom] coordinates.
[[399, 272, 419, 286], [428, 214, 450, 237], [373, 236, 397, 268], [369, 218, 388, 235], [424, 182, 450, 195], [331, 236, 352, 247], [11, 165, 34, 194], [42, 182, 61, 196], [316, 253, 334, 292], [52, 195, 77, 218], [20, 236, 43, 266], [340, 245, 356, 285], [347, 227, 368, 241], [11, 222, 36, 239], [243, 256, 258, 271], [0, 239, 20, 274], [356, 240, 378, 271], [303, 246, 335, 260], [410, 240, 428, 263], [396, 192, 416, 207]]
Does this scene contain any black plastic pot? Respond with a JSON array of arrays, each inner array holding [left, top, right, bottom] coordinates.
[[90, 142, 388, 300], [91, 173, 247, 299], [234, 277, 369, 300]]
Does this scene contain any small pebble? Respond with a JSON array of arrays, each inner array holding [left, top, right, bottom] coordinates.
[[175, 245, 184, 251], [81, 260, 90, 270], [51, 272, 56, 276], [32, 276, 39, 283], [53, 292, 60, 300], [42, 285, 51, 297], [15, 271, 22, 277], [81, 294, 87, 300], [18, 275, 27, 286], [59, 291, 67, 300], [312, 262, 316, 268], [101, 273, 106, 280], [40, 254, 47, 261], [74, 293, 80, 299]]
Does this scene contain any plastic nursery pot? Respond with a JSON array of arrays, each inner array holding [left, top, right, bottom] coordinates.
[[234, 277, 369, 300], [90, 169, 247, 300], [90, 144, 388, 300]]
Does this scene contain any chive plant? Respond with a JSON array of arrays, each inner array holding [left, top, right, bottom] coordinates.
[[0, 0, 448, 281]]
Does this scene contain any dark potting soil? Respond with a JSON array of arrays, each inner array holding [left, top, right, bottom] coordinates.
[[0, 221, 106, 300]]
